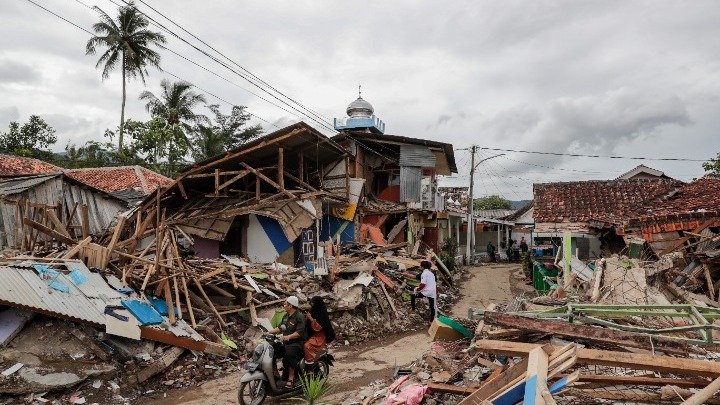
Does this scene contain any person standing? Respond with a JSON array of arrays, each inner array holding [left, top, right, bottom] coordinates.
[[520, 237, 529, 254], [487, 241, 496, 262], [411, 260, 437, 321], [268, 296, 306, 389]]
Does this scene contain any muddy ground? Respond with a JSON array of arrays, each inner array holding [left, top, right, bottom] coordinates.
[[138, 263, 532, 405]]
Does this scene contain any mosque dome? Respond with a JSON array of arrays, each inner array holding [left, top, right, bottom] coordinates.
[[346, 96, 374, 119]]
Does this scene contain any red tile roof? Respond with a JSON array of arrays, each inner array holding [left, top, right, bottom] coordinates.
[[64, 166, 172, 195], [628, 174, 720, 224], [0, 154, 61, 177], [533, 178, 683, 224]]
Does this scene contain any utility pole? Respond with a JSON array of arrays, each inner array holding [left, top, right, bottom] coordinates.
[[465, 149, 505, 265], [465, 146, 476, 264]]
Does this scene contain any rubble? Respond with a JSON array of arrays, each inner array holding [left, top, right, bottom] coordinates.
[[335, 230, 720, 405]]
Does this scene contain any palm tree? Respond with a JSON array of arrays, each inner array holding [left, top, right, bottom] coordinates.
[[192, 125, 226, 162], [85, 1, 166, 150], [140, 79, 209, 170]]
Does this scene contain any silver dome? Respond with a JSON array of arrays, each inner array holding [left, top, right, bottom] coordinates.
[[346, 96, 374, 119]]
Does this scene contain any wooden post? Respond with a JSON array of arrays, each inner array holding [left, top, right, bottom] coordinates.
[[298, 152, 304, 182], [214, 169, 220, 197], [80, 204, 90, 240], [680, 375, 720, 405], [181, 276, 196, 328], [277, 147, 284, 190], [193, 278, 227, 328], [255, 177, 261, 201], [345, 157, 350, 199], [524, 346, 549, 405]]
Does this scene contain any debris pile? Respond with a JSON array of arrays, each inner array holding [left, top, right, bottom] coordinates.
[[0, 202, 461, 403], [338, 236, 720, 405]]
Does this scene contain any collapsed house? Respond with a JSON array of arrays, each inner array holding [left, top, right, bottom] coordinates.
[[532, 177, 684, 258], [0, 167, 171, 251]]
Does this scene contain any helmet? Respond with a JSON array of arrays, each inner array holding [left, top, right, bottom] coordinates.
[[286, 296, 299, 308]]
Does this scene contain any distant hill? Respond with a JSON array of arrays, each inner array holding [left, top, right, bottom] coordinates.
[[508, 200, 531, 210]]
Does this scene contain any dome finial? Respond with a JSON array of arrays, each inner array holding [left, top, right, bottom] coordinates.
[[358, 83, 362, 98]]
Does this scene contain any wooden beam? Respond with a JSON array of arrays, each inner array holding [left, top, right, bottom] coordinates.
[[680, 375, 720, 405], [103, 215, 127, 268], [298, 152, 304, 182], [218, 170, 250, 191], [46, 210, 71, 238], [61, 236, 92, 260], [80, 204, 89, 239], [553, 373, 711, 389], [214, 169, 220, 197], [473, 339, 720, 377], [660, 219, 718, 255], [177, 180, 188, 199], [277, 147, 284, 190], [484, 312, 689, 355], [524, 346, 549, 405], [458, 358, 528, 405], [240, 162, 295, 199], [22, 218, 76, 246]]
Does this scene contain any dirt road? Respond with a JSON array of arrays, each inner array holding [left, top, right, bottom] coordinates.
[[141, 263, 526, 405]]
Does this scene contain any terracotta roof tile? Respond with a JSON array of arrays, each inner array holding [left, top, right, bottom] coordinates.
[[64, 166, 172, 195], [533, 178, 683, 224], [0, 154, 61, 176], [630, 174, 720, 222]]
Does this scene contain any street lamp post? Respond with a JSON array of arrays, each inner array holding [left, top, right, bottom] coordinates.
[[465, 149, 505, 265]]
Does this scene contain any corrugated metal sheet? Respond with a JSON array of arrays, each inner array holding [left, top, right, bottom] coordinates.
[[0, 261, 204, 341], [0, 262, 123, 325], [0, 174, 59, 196], [400, 166, 422, 203], [399, 144, 436, 168]]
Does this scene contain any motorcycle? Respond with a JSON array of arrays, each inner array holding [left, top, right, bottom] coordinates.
[[238, 330, 334, 405]]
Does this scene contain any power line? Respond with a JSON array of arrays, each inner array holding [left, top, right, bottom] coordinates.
[[113, 0, 338, 134], [479, 147, 709, 162], [133, 0, 333, 127]]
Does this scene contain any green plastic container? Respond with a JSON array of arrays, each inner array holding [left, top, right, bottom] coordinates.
[[437, 315, 472, 339], [532, 261, 559, 293]]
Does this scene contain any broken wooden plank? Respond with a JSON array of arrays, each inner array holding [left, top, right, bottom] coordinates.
[[22, 218, 76, 246], [380, 283, 398, 318], [374, 269, 395, 289], [60, 236, 92, 260], [457, 358, 529, 405], [680, 375, 720, 405], [484, 312, 689, 355], [552, 373, 711, 389], [473, 339, 720, 377]]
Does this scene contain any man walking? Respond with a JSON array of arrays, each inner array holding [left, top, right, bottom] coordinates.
[[411, 260, 437, 321], [487, 241, 496, 262]]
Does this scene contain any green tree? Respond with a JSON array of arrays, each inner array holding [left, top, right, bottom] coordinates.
[[473, 194, 511, 210], [62, 140, 119, 168], [190, 104, 263, 162], [139, 79, 208, 171], [86, 1, 166, 150], [191, 125, 226, 162], [0, 115, 57, 159], [703, 153, 720, 174], [207, 104, 262, 149]]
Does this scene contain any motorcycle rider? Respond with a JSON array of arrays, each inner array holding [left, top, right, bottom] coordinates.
[[304, 296, 335, 364], [267, 296, 306, 389]]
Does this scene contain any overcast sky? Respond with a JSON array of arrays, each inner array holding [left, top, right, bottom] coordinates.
[[2, 0, 719, 200]]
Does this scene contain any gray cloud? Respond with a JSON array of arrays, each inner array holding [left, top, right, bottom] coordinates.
[[2, 0, 720, 200], [0, 60, 40, 83], [0, 107, 20, 128]]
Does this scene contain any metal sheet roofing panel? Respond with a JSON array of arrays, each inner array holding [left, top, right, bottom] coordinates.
[[0, 174, 59, 196]]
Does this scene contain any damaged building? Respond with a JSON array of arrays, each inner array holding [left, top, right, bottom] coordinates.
[[0, 166, 171, 251]]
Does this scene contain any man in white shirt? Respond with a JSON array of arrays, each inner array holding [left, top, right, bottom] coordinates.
[[411, 260, 437, 321]]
